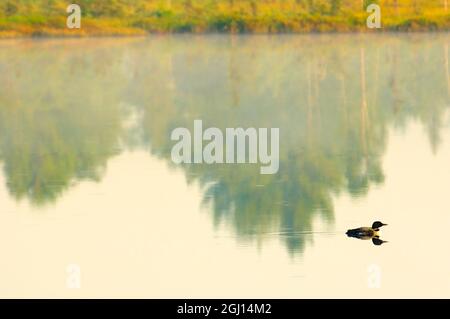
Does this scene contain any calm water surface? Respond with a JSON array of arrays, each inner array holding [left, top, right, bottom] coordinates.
[[1, 34, 450, 297]]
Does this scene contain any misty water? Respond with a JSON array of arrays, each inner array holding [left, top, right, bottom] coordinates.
[[1, 34, 450, 297]]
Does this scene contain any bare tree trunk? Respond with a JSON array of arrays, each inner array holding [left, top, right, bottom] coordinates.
[[250, 1, 257, 16], [393, 0, 399, 16]]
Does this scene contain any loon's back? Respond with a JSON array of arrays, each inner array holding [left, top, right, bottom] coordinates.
[[346, 227, 376, 239]]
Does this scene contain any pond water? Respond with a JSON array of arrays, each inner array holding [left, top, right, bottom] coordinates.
[[0, 34, 450, 298]]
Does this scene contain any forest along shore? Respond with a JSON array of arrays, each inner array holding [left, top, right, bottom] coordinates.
[[0, 0, 449, 37]]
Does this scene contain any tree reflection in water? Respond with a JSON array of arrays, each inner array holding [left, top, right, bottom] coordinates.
[[0, 35, 448, 254]]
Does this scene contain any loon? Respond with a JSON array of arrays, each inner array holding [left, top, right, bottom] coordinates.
[[346, 221, 388, 245]]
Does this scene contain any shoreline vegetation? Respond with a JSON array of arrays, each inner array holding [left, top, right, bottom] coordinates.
[[0, 1, 450, 37]]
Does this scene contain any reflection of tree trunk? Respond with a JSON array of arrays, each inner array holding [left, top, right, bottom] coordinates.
[[229, 35, 240, 107], [445, 43, 450, 98], [305, 57, 324, 146], [314, 60, 322, 131], [390, 47, 401, 114], [340, 73, 348, 122], [166, 51, 175, 92], [307, 61, 314, 147], [360, 47, 369, 158], [373, 47, 380, 110], [339, 72, 350, 145], [159, 50, 176, 122]]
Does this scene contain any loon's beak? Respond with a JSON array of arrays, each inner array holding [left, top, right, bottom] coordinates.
[[382, 223, 388, 226]]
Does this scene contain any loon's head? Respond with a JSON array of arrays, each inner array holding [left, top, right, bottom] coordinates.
[[372, 221, 387, 231]]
